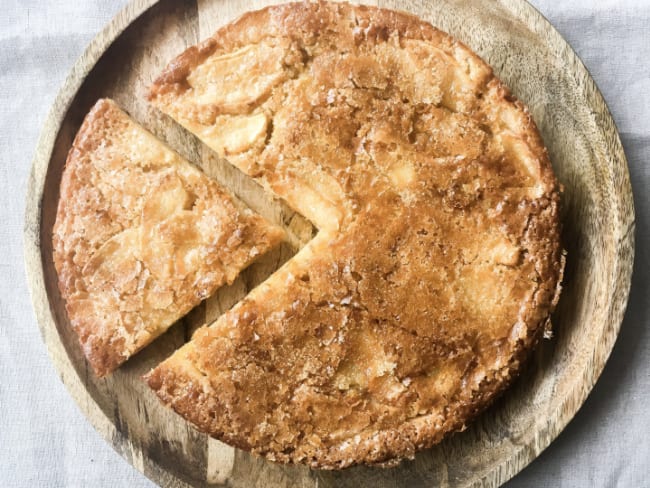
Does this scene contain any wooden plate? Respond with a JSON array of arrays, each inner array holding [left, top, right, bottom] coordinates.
[[24, 0, 635, 486]]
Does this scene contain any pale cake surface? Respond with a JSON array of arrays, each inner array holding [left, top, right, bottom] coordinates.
[[145, 2, 564, 468], [53, 99, 284, 377]]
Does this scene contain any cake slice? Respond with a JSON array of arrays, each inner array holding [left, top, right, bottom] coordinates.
[[52, 99, 284, 377]]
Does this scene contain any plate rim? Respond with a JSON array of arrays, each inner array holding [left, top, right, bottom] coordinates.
[[23, 0, 635, 487]]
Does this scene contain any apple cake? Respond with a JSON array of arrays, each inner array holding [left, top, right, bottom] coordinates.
[[52, 99, 284, 377], [143, 1, 564, 468]]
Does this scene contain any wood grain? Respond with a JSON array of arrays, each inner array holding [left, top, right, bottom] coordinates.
[[24, 0, 635, 487]]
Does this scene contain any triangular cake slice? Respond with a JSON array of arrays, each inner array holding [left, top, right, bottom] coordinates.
[[53, 99, 284, 377]]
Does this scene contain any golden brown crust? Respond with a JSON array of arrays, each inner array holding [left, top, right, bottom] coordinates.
[[146, 2, 564, 468], [53, 99, 284, 377]]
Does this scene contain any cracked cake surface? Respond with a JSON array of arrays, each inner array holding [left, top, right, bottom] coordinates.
[[53, 99, 284, 377], [145, 2, 564, 468]]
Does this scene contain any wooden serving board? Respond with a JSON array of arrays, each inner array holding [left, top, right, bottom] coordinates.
[[24, 0, 635, 487]]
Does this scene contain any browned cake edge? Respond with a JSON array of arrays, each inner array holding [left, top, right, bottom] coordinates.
[[145, 1, 565, 468], [53, 100, 129, 376]]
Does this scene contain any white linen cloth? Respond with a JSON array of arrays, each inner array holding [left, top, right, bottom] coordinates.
[[0, 1, 647, 486]]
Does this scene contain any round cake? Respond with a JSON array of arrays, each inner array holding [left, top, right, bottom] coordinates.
[[145, 1, 564, 469]]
